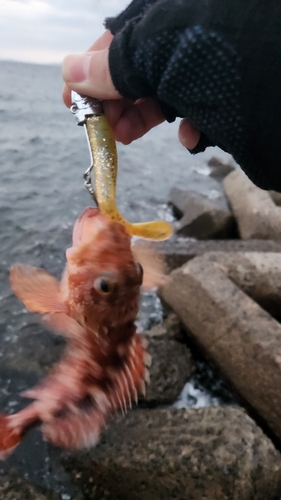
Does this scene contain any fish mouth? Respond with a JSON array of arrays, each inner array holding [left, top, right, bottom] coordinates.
[[71, 207, 107, 247]]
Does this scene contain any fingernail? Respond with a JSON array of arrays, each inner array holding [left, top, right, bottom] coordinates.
[[62, 54, 91, 83]]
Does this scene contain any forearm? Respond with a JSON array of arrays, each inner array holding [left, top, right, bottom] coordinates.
[[105, 0, 281, 190]]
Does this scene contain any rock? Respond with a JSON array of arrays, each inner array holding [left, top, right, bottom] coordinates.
[[0, 473, 56, 500], [64, 407, 281, 500], [224, 169, 281, 239], [159, 253, 281, 441], [145, 313, 184, 341], [0, 322, 64, 377], [155, 238, 281, 272], [141, 316, 195, 405], [169, 188, 235, 239], [208, 156, 235, 180]]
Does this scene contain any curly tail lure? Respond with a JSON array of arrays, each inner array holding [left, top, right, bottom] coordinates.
[[70, 91, 173, 241]]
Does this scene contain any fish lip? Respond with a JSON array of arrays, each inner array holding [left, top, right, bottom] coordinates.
[[77, 207, 100, 223], [72, 207, 101, 247]]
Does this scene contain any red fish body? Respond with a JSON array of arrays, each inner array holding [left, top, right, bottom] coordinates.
[[0, 207, 153, 458]]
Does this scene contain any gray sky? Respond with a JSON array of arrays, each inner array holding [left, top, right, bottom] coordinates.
[[0, 0, 129, 64]]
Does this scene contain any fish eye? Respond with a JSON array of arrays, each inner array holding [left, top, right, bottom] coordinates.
[[135, 261, 143, 280], [93, 276, 114, 295]]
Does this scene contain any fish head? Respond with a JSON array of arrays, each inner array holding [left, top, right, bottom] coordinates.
[[64, 208, 143, 331]]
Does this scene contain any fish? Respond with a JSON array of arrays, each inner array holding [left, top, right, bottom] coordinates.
[[0, 207, 165, 459]]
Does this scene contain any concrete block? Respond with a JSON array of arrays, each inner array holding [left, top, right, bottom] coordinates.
[[66, 407, 281, 500], [224, 169, 281, 239], [202, 251, 281, 319], [155, 238, 281, 272], [159, 252, 281, 441], [0, 474, 54, 500], [140, 317, 194, 406], [208, 156, 235, 180], [170, 188, 234, 239]]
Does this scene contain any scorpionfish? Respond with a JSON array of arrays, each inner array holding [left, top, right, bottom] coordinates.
[[0, 207, 162, 458]]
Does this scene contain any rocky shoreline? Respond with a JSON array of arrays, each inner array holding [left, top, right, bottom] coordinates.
[[2, 158, 281, 498]]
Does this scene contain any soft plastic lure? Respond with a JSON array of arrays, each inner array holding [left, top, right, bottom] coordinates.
[[71, 91, 173, 241]]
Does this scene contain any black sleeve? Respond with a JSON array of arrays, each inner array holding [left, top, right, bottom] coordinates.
[[105, 1, 159, 35], [105, 0, 281, 191]]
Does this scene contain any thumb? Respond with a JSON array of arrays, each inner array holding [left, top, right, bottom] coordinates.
[[178, 118, 200, 150], [62, 49, 121, 100]]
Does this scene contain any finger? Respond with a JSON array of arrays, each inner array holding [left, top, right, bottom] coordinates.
[[102, 99, 134, 129], [62, 83, 72, 108], [103, 98, 165, 144], [87, 29, 113, 52], [178, 118, 200, 150], [62, 30, 114, 107], [62, 48, 120, 100]]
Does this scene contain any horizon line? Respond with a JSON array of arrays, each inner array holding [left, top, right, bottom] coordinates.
[[0, 58, 61, 67]]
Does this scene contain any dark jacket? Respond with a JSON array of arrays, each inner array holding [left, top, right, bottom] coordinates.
[[105, 0, 281, 191]]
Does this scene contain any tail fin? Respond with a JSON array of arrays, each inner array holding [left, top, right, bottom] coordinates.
[[0, 413, 23, 459]]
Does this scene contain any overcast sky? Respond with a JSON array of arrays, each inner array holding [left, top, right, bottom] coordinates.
[[0, 0, 130, 64]]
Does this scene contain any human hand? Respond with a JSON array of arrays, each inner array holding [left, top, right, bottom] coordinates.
[[62, 30, 200, 149]]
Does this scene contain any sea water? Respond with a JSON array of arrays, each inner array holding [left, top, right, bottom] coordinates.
[[0, 60, 234, 495]]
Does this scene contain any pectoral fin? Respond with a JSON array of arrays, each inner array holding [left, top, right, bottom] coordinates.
[[42, 313, 85, 339], [132, 241, 168, 290], [10, 264, 67, 314]]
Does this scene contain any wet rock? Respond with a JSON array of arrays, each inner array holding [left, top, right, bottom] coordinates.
[[64, 407, 281, 500], [145, 313, 184, 341], [208, 156, 235, 180], [224, 169, 281, 239], [159, 253, 281, 441], [0, 473, 54, 500], [141, 316, 194, 405], [177, 359, 239, 408], [155, 238, 281, 271], [170, 188, 235, 239], [0, 322, 64, 377]]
